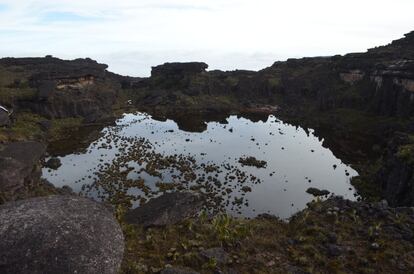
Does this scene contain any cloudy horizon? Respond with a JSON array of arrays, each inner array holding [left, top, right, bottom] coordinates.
[[0, 0, 413, 76]]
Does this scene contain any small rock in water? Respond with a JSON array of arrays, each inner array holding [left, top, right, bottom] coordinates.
[[44, 157, 62, 170], [306, 187, 330, 197]]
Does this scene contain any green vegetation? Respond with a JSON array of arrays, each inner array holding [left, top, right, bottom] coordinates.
[[0, 65, 37, 105], [0, 112, 44, 142], [119, 198, 414, 273], [49, 117, 83, 141]]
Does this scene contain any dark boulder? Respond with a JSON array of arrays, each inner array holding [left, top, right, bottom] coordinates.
[[199, 247, 230, 265], [377, 133, 414, 206], [44, 157, 62, 170], [0, 110, 10, 127], [0, 142, 46, 197], [124, 192, 204, 227], [0, 195, 124, 274]]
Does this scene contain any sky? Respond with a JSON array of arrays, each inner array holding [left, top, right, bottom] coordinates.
[[0, 0, 413, 76]]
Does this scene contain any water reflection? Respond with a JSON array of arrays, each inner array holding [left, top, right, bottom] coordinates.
[[43, 112, 358, 218]]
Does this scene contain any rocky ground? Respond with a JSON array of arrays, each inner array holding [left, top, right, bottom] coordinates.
[[0, 32, 414, 273]]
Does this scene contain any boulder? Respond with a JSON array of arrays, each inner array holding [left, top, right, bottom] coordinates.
[[0, 110, 10, 127], [0, 142, 46, 196], [199, 247, 230, 265], [0, 195, 124, 274], [44, 157, 62, 170], [124, 192, 204, 227]]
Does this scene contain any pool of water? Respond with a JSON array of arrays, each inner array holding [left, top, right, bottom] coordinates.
[[42, 112, 358, 218]]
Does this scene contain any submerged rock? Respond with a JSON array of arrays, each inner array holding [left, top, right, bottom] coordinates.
[[238, 156, 267, 168], [306, 187, 330, 197], [0, 195, 124, 274], [124, 192, 204, 227], [44, 157, 62, 170]]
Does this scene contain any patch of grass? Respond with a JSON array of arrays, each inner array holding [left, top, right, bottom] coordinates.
[[49, 117, 84, 141], [0, 65, 36, 105], [0, 112, 44, 141]]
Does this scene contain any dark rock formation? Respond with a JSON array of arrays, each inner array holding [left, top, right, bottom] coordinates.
[[0, 195, 124, 274], [151, 62, 208, 78], [149, 62, 208, 91], [0, 108, 10, 127], [306, 187, 331, 197], [377, 133, 414, 206], [44, 157, 62, 170], [199, 247, 230, 265], [0, 56, 120, 122], [124, 192, 204, 227], [0, 142, 45, 199]]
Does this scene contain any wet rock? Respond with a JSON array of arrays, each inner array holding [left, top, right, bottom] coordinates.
[[199, 247, 230, 265], [306, 187, 330, 197], [160, 267, 200, 274], [0, 142, 46, 198], [377, 133, 414, 206], [124, 192, 204, 227], [238, 156, 267, 168], [0, 195, 124, 274], [44, 157, 62, 170]]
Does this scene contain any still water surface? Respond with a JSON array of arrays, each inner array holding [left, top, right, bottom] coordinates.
[[43, 112, 358, 218]]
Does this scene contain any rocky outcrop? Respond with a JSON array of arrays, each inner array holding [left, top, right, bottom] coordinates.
[[0, 142, 45, 201], [0, 56, 120, 122], [0, 195, 124, 274], [0, 109, 10, 127], [124, 192, 204, 227], [377, 133, 414, 206]]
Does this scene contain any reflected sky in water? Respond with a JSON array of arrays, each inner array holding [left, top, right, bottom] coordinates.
[[43, 113, 358, 218]]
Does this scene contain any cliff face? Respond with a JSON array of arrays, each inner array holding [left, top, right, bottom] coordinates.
[[0, 56, 120, 122]]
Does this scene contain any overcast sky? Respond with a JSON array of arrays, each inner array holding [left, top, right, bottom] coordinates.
[[0, 0, 413, 76]]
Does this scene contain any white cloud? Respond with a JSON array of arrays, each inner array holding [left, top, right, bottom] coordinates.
[[0, 0, 413, 76]]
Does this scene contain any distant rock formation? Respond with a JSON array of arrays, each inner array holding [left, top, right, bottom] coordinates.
[[0, 56, 120, 122], [0, 195, 124, 274]]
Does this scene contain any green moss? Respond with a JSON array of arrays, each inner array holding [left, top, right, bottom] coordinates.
[[49, 117, 84, 141], [0, 112, 44, 141], [0, 65, 37, 105], [396, 136, 414, 165], [267, 76, 281, 88]]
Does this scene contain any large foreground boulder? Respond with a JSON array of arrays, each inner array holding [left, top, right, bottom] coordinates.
[[0, 195, 124, 274], [125, 192, 204, 227]]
